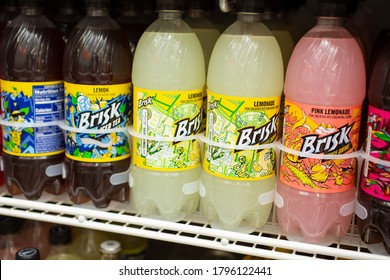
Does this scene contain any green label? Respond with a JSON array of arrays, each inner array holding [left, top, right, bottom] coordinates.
[[133, 86, 203, 171], [203, 90, 280, 181]]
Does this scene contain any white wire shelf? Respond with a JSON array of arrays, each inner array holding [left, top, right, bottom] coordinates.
[[0, 186, 389, 260]]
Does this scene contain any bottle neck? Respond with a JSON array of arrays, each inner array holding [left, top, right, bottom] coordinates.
[[187, 9, 207, 19], [262, 10, 276, 21], [87, 7, 110, 17], [316, 16, 344, 27], [237, 12, 263, 23], [21, 7, 43, 16], [122, 10, 137, 17], [158, 10, 182, 20]]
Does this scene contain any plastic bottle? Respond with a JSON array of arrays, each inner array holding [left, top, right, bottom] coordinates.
[[275, 0, 366, 245], [184, 0, 220, 134], [100, 240, 121, 260], [0, 216, 26, 260], [46, 225, 81, 260], [130, 0, 205, 221], [262, 0, 295, 139], [0, 0, 66, 200], [20, 220, 51, 259], [184, 0, 220, 73], [106, 232, 148, 259], [356, 30, 390, 255], [262, 0, 294, 75], [52, 0, 83, 43], [200, 0, 284, 232], [0, 0, 19, 29], [63, 0, 133, 208], [15, 247, 41, 260], [115, 0, 149, 56], [72, 227, 110, 259]]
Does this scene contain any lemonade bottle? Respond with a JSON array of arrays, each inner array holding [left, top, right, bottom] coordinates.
[[63, 0, 133, 208], [200, 0, 284, 232], [130, 0, 205, 221], [275, 0, 366, 245]]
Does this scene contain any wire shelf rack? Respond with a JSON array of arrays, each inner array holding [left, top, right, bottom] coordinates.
[[1, 186, 389, 260]]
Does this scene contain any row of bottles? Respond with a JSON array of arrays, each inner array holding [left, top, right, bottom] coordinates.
[[0, 215, 149, 260], [1, 215, 246, 260], [0, 0, 388, 257]]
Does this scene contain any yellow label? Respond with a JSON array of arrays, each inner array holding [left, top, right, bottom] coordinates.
[[64, 82, 132, 162], [132, 86, 203, 171], [1, 79, 65, 156], [203, 90, 281, 181]]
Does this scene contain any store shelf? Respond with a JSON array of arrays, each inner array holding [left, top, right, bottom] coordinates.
[[1, 186, 389, 260]]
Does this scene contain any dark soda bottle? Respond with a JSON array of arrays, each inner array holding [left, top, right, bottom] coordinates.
[[52, 0, 84, 43], [357, 29, 390, 255], [0, 215, 26, 260], [0, 0, 19, 29], [63, 0, 132, 208], [0, 0, 65, 200], [115, 0, 148, 56]]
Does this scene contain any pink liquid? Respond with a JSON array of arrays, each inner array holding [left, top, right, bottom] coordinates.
[[276, 23, 366, 245]]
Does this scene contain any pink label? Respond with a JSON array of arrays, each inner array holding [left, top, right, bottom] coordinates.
[[360, 105, 390, 201], [280, 99, 362, 193]]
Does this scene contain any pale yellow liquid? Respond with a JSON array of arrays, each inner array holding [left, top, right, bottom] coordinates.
[[130, 32, 205, 221], [201, 34, 284, 232], [191, 28, 220, 73]]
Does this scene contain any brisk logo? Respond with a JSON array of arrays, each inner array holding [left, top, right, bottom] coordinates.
[[78, 100, 123, 129], [235, 114, 278, 152], [173, 110, 202, 143], [300, 123, 353, 155]]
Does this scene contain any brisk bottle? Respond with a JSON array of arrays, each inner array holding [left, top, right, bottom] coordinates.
[[275, 0, 366, 245], [0, 0, 65, 200], [357, 29, 390, 255], [130, 0, 205, 221], [63, 0, 133, 208], [200, 0, 284, 232]]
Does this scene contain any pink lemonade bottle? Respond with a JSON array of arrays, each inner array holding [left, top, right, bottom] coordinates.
[[275, 0, 366, 245]]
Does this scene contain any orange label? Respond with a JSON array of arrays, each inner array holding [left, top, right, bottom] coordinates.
[[279, 99, 362, 193]]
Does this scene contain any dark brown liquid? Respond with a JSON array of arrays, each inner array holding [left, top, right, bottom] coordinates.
[[0, 12, 65, 199], [63, 12, 132, 208]]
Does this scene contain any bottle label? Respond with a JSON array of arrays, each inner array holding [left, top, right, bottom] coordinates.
[[203, 90, 280, 181], [280, 99, 362, 193], [1, 80, 65, 156], [361, 105, 390, 201], [132, 86, 203, 171], [64, 82, 132, 162]]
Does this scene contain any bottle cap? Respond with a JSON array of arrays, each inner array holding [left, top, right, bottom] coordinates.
[[0, 215, 24, 235], [84, 0, 110, 9], [100, 240, 121, 255], [49, 225, 72, 245], [237, 0, 265, 13], [157, 0, 184, 11], [316, 0, 348, 17], [15, 248, 41, 260]]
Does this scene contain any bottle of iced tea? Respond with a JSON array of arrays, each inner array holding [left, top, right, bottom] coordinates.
[[63, 0, 133, 208]]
